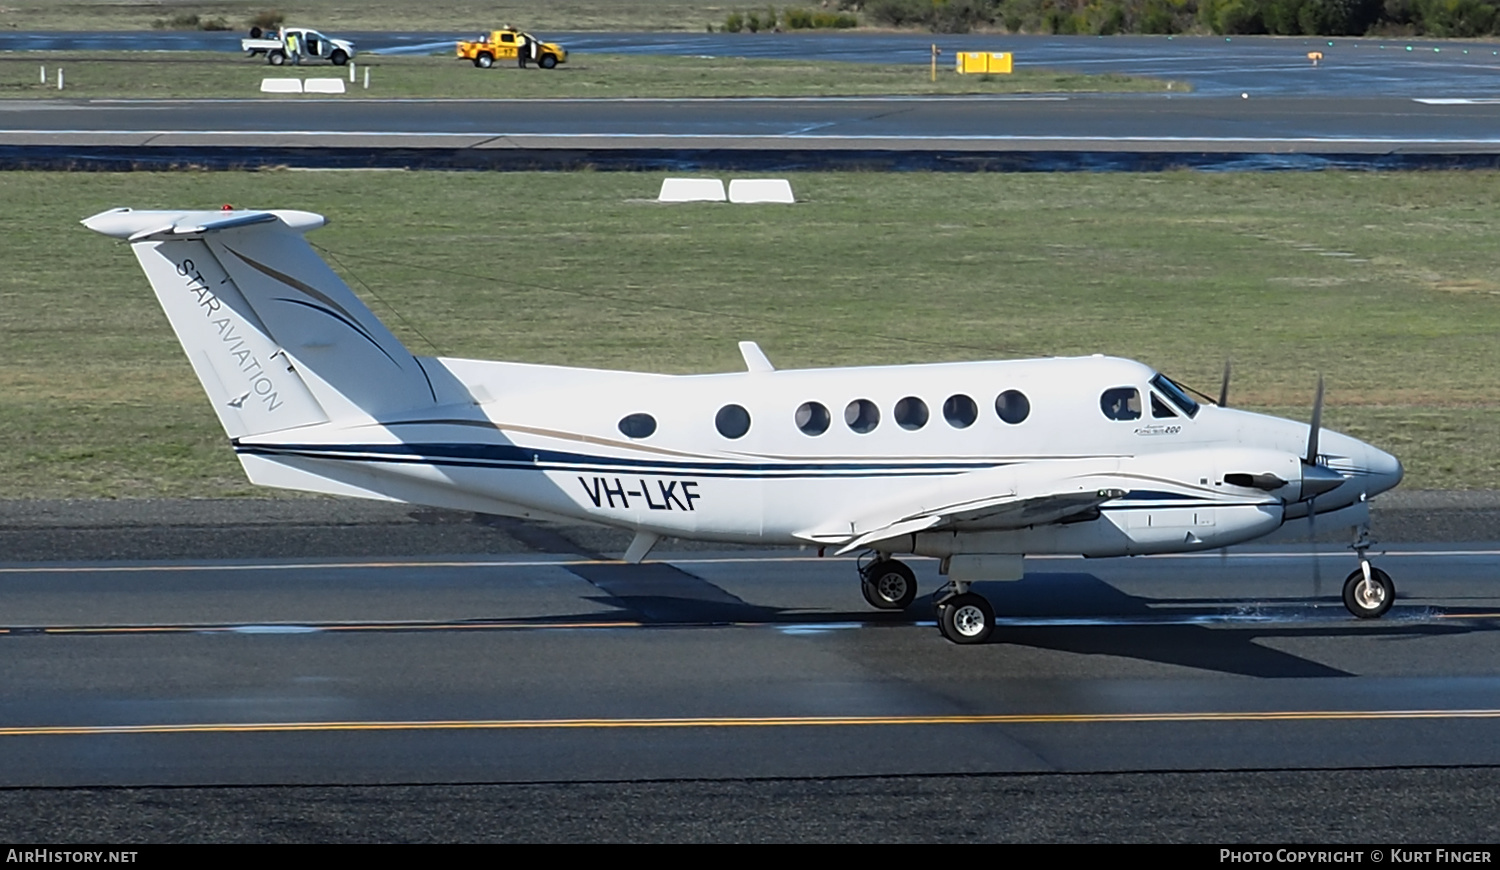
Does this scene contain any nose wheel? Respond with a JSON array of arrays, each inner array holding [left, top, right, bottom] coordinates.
[[859, 557, 918, 610], [1343, 563, 1394, 619]]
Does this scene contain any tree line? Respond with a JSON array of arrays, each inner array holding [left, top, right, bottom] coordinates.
[[849, 0, 1500, 35]]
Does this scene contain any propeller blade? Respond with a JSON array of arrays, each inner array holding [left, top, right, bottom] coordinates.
[[1305, 374, 1324, 467], [1218, 360, 1232, 407], [1309, 496, 1322, 598]]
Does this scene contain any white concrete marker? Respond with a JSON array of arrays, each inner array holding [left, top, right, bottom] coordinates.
[[349, 62, 356, 83], [728, 178, 795, 204], [56, 68, 62, 90], [363, 68, 369, 89], [261, 78, 303, 93], [304, 78, 347, 94], [658, 178, 726, 203], [39, 65, 45, 84]]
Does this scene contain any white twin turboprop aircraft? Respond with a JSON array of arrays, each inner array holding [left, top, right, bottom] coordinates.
[[85, 207, 1405, 644]]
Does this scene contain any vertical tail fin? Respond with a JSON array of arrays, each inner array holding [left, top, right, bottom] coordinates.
[[84, 208, 444, 437]]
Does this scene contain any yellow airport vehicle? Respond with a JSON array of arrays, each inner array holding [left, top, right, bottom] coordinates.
[[456, 29, 567, 70]]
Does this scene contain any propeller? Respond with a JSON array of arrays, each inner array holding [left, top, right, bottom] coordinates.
[[1299, 374, 1344, 502], [1309, 492, 1322, 598], [1217, 360, 1232, 408], [1305, 374, 1324, 467], [1302, 375, 1333, 600]]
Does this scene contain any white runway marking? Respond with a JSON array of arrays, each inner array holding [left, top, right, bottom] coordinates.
[[0, 549, 1496, 574]]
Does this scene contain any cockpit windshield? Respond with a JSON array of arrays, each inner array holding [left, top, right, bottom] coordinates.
[[1150, 373, 1199, 418]]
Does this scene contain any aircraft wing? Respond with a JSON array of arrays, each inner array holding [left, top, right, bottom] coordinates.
[[825, 487, 1125, 555], [794, 461, 1127, 554]]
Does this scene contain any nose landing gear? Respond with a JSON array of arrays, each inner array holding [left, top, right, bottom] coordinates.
[[1341, 508, 1394, 619]]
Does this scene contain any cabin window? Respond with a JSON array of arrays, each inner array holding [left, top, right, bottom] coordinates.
[[796, 401, 830, 436], [845, 399, 880, 434], [1100, 387, 1141, 421], [943, 394, 977, 428], [618, 413, 657, 439], [1150, 394, 1178, 419], [715, 404, 751, 439], [894, 396, 928, 431], [995, 390, 1030, 425]]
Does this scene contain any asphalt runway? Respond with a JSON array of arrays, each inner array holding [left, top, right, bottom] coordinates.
[[6, 33, 1500, 169], [8, 32, 1500, 98], [3, 497, 1500, 841], [6, 94, 1500, 171]]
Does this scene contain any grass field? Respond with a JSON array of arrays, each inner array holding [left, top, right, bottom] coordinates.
[[0, 1, 745, 33], [0, 51, 1181, 100], [4, 170, 1498, 497]]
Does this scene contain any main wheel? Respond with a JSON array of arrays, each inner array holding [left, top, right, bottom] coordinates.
[[539, 54, 558, 69], [938, 593, 994, 644], [860, 559, 917, 610], [476, 53, 493, 69], [1343, 567, 1394, 619], [268, 50, 286, 66], [331, 49, 349, 66]]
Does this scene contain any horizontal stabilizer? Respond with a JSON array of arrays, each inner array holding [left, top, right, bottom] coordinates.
[[84, 207, 323, 241]]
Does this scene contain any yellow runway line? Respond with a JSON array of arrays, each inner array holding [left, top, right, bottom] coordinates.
[[6, 708, 1500, 738]]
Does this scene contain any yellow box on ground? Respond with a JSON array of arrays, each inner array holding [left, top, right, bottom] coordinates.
[[956, 52, 1013, 74]]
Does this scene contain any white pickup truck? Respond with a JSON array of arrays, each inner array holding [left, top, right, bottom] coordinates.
[[241, 27, 356, 66]]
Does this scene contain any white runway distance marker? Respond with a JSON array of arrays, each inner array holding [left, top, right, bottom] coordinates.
[[304, 78, 347, 94], [260, 78, 303, 94], [658, 177, 726, 202], [729, 178, 795, 204]]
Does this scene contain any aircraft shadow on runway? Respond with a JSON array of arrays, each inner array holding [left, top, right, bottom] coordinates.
[[537, 562, 1496, 680]]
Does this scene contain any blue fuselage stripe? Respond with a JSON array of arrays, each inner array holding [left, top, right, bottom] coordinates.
[[236, 442, 1002, 479]]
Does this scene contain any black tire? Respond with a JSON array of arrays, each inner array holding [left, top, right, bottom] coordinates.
[[539, 54, 558, 69], [1343, 567, 1394, 619], [331, 49, 349, 66], [860, 559, 917, 610], [476, 53, 493, 69], [268, 50, 286, 66], [938, 593, 994, 644]]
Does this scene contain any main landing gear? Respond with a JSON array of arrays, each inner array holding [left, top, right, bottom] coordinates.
[[857, 555, 995, 645], [859, 556, 918, 610], [1341, 520, 1394, 619], [935, 585, 995, 645]]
